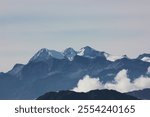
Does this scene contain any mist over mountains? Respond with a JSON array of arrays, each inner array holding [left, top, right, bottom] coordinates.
[[0, 46, 150, 99]]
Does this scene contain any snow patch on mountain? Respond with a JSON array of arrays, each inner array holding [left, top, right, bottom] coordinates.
[[104, 53, 127, 62], [141, 57, 150, 63], [77, 47, 85, 56], [137, 54, 150, 62]]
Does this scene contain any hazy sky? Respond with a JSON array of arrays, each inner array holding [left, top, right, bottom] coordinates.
[[0, 0, 150, 72]]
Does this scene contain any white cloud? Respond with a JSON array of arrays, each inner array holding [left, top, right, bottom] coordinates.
[[73, 69, 150, 93], [105, 70, 150, 93], [73, 75, 104, 92], [134, 76, 150, 89], [105, 70, 136, 93]]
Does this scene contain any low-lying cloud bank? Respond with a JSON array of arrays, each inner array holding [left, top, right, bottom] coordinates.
[[105, 70, 150, 93], [73, 69, 150, 93]]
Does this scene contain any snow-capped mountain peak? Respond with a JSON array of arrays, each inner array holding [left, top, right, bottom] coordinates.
[[63, 48, 77, 61], [29, 47, 130, 63], [29, 48, 64, 63], [77, 46, 105, 58]]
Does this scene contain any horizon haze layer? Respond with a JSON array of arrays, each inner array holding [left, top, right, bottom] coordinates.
[[0, 0, 150, 71]]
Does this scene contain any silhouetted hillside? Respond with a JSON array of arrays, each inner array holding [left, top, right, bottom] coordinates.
[[127, 89, 150, 100], [37, 89, 138, 100]]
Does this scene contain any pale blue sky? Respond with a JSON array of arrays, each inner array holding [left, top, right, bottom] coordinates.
[[0, 0, 150, 72]]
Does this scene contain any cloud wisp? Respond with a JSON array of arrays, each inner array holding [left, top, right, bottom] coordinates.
[[73, 69, 150, 93]]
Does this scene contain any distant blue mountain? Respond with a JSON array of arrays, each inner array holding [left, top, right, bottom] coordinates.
[[0, 46, 150, 99]]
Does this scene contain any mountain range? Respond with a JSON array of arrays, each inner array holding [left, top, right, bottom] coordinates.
[[0, 46, 150, 99]]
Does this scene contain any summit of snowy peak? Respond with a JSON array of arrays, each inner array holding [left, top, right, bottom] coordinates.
[[82, 46, 94, 50], [63, 48, 77, 61], [29, 48, 64, 63], [77, 46, 105, 58], [80, 46, 95, 53]]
